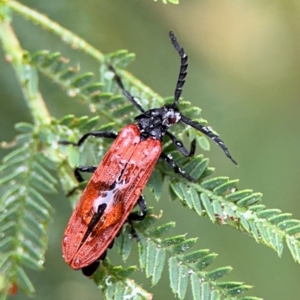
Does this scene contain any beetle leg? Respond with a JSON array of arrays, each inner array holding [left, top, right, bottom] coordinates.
[[66, 166, 97, 196], [166, 131, 196, 157], [74, 166, 97, 182], [108, 65, 146, 114], [127, 195, 147, 240], [61, 133, 116, 194], [128, 195, 147, 221], [160, 152, 196, 182], [108, 239, 114, 249], [81, 249, 108, 277], [59, 131, 117, 147], [81, 260, 100, 277]]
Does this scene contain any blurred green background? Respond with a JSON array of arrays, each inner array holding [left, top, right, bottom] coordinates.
[[1, 0, 300, 299]]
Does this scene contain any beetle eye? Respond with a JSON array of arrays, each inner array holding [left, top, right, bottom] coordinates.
[[168, 117, 177, 124]]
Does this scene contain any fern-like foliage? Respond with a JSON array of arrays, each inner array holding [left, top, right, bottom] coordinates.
[[0, 124, 55, 297], [168, 161, 300, 262], [1, 2, 300, 298], [93, 210, 261, 300], [6, 48, 295, 298], [19, 50, 263, 299], [94, 262, 152, 300], [0, 42, 299, 299], [27, 49, 300, 264]]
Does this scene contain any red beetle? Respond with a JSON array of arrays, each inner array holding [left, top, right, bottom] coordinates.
[[61, 31, 237, 276]]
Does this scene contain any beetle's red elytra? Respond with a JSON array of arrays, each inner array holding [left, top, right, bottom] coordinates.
[[61, 31, 237, 276], [62, 124, 161, 270]]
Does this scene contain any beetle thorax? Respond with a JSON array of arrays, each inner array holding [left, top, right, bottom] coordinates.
[[135, 105, 181, 141]]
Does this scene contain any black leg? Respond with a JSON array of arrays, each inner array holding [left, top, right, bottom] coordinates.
[[60, 132, 116, 192], [74, 166, 97, 182], [82, 260, 100, 277], [180, 115, 237, 165], [66, 166, 97, 196], [108, 239, 114, 249], [81, 249, 107, 277], [166, 131, 196, 157], [127, 195, 148, 240], [108, 65, 146, 113], [59, 130, 117, 147], [169, 31, 188, 108], [128, 195, 148, 221], [160, 152, 196, 182]]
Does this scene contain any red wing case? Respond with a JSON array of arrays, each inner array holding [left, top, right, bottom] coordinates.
[[62, 124, 161, 269]]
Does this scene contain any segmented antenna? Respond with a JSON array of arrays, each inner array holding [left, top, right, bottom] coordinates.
[[108, 65, 145, 113], [169, 31, 188, 107], [180, 115, 238, 165]]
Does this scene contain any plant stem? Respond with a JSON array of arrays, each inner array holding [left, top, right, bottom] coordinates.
[[0, 7, 51, 126], [7, 0, 163, 103]]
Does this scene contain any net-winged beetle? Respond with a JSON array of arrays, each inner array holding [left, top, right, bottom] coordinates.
[[61, 31, 237, 276]]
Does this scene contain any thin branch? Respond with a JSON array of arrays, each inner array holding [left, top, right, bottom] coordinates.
[[0, 11, 50, 126], [8, 0, 163, 103]]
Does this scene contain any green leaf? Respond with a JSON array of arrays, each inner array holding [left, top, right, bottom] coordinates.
[[71, 72, 94, 88], [170, 182, 202, 214], [207, 266, 233, 280], [182, 249, 210, 263], [225, 189, 253, 202], [59, 67, 77, 81], [190, 273, 201, 300], [268, 213, 292, 225], [286, 225, 300, 235], [81, 82, 103, 95], [200, 193, 215, 222], [201, 177, 229, 189], [172, 238, 198, 254], [213, 179, 239, 196], [177, 264, 189, 299], [150, 222, 175, 237], [227, 285, 252, 296], [0, 134, 55, 296], [216, 281, 243, 289], [151, 248, 166, 285], [145, 242, 158, 277], [147, 168, 163, 201], [80, 116, 99, 131], [162, 235, 186, 247], [200, 282, 210, 300], [278, 219, 300, 230], [168, 257, 179, 295], [196, 253, 218, 270], [41, 52, 61, 68], [183, 155, 207, 180], [257, 209, 281, 219], [115, 226, 132, 261], [14, 122, 34, 133], [59, 114, 75, 126], [31, 50, 49, 65], [236, 193, 262, 207]]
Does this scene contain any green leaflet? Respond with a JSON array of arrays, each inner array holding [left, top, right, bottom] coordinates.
[[1, 5, 298, 297], [0, 134, 55, 296]]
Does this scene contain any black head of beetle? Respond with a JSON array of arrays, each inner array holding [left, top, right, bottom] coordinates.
[[109, 31, 237, 165]]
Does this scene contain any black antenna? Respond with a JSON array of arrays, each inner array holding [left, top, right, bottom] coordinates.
[[169, 31, 188, 108], [108, 65, 145, 113], [180, 115, 238, 165], [169, 31, 237, 165]]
